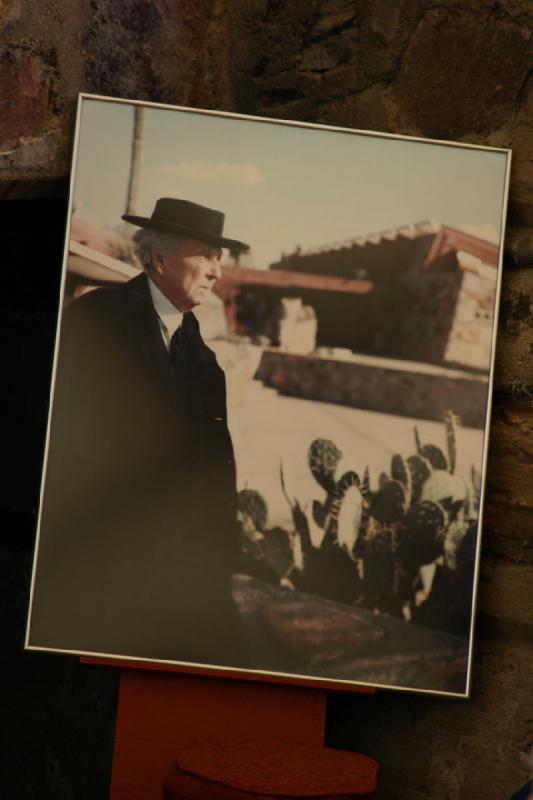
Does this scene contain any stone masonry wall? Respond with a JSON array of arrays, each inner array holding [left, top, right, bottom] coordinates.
[[0, 0, 532, 228], [256, 349, 489, 428], [1, 3, 532, 799]]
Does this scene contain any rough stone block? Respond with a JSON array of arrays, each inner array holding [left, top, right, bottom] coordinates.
[[494, 267, 533, 393], [477, 560, 533, 630], [0, 0, 531, 222], [505, 226, 533, 267], [507, 114, 533, 226], [393, 8, 531, 140], [326, 636, 533, 800], [0, 0, 20, 30], [482, 399, 533, 566], [0, 47, 53, 144], [0, 130, 68, 186]]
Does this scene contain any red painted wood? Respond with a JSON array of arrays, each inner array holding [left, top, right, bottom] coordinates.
[[164, 742, 378, 799], [111, 669, 326, 800], [215, 266, 374, 297], [81, 657, 374, 800]]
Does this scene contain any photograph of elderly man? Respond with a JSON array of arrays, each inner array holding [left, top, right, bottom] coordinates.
[[29, 197, 251, 666], [27, 97, 510, 697]]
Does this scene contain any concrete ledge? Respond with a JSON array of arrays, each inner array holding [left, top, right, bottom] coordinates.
[[256, 350, 489, 428]]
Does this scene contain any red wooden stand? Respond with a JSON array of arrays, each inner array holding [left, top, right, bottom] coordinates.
[[82, 658, 373, 800]]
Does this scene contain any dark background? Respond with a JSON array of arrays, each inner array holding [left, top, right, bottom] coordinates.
[[1, 2, 532, 798]]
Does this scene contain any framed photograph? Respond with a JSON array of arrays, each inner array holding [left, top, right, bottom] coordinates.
[[26, 94, 511, 697]]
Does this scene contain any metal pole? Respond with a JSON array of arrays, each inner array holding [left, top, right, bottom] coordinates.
[[125, 106, 145, 216]]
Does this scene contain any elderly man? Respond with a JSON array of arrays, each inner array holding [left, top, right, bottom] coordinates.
[[28, 198, 250, 667]]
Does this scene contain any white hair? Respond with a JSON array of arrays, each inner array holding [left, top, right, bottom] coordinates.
[[131, 228, 182, 273]]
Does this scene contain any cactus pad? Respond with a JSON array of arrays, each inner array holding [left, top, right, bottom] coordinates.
[[421, 470, 468, 507], [420, 444, 448, 471], [361, 466, 371, 500], [391, 453, 412, 504], [397, 500, 447, 568], [407, 454, 432, 504], [308, 438, 343, 491], [237, 489, 268, 532], [369, 480, 407, 525]]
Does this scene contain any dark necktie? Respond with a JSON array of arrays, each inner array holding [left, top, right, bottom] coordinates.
[[169, 313, 191, 375], [169, 312, 223, 420]]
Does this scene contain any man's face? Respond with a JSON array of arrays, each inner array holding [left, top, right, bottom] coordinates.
[[153, 236, 223, 311]]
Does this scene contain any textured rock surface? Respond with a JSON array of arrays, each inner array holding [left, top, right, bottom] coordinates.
[[1, 3, 533, 799], [505, 226, 533, 267], [256, 349, 489, 427], [327, 636, 533, 800], [0, 0, 532, 220], [483, 402, 533, 570], [494, 268, 533, 393], [393, 8, 531, 138]]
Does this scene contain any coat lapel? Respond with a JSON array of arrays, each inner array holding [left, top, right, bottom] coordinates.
[[123, 272, 177, 393]]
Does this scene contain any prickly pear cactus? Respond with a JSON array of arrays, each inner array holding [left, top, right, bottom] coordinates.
[[407, 454, 433, 504], [312, 499, 327, 529], [414, 425, 423, 455], [363, 524, 396, 613], [421, 470, 468, 508], [444, 410, 460, 474], [308, 442, 362, 548], [308, 438, 343, 491], [454, 519, 478, 572], [397, 500, 447, 569], [322, 472, 362, 553], [391, 453, 412, 505], [471, 464, 481, 511], [361, 466, 371, 500], [335, 484, 364, 553], [336, 469, 360, 493], [369, 480, 407, 525], [419, 444, 448, 471], [378, 472, 390, 489], [237, 489, 268, 532], [406, 500, 447, 537]]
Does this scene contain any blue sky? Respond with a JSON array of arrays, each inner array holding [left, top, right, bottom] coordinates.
[[73, 98, 510, 268]]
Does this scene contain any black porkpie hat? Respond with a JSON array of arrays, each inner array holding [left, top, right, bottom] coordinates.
[[122, 197, 249, 252]]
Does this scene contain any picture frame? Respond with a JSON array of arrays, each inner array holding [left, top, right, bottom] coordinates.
[[26, 93, 511, 698]]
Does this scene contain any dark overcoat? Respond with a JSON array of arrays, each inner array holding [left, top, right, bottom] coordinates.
[[29, 273, 248, 667]]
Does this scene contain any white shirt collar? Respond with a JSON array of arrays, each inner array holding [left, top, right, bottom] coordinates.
[[147, 277, 184, 345]]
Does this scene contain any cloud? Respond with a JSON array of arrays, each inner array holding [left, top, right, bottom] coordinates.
[[162, 160, 264, 187]]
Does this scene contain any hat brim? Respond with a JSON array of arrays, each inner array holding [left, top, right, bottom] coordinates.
[[122, 214, 249, 252]]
